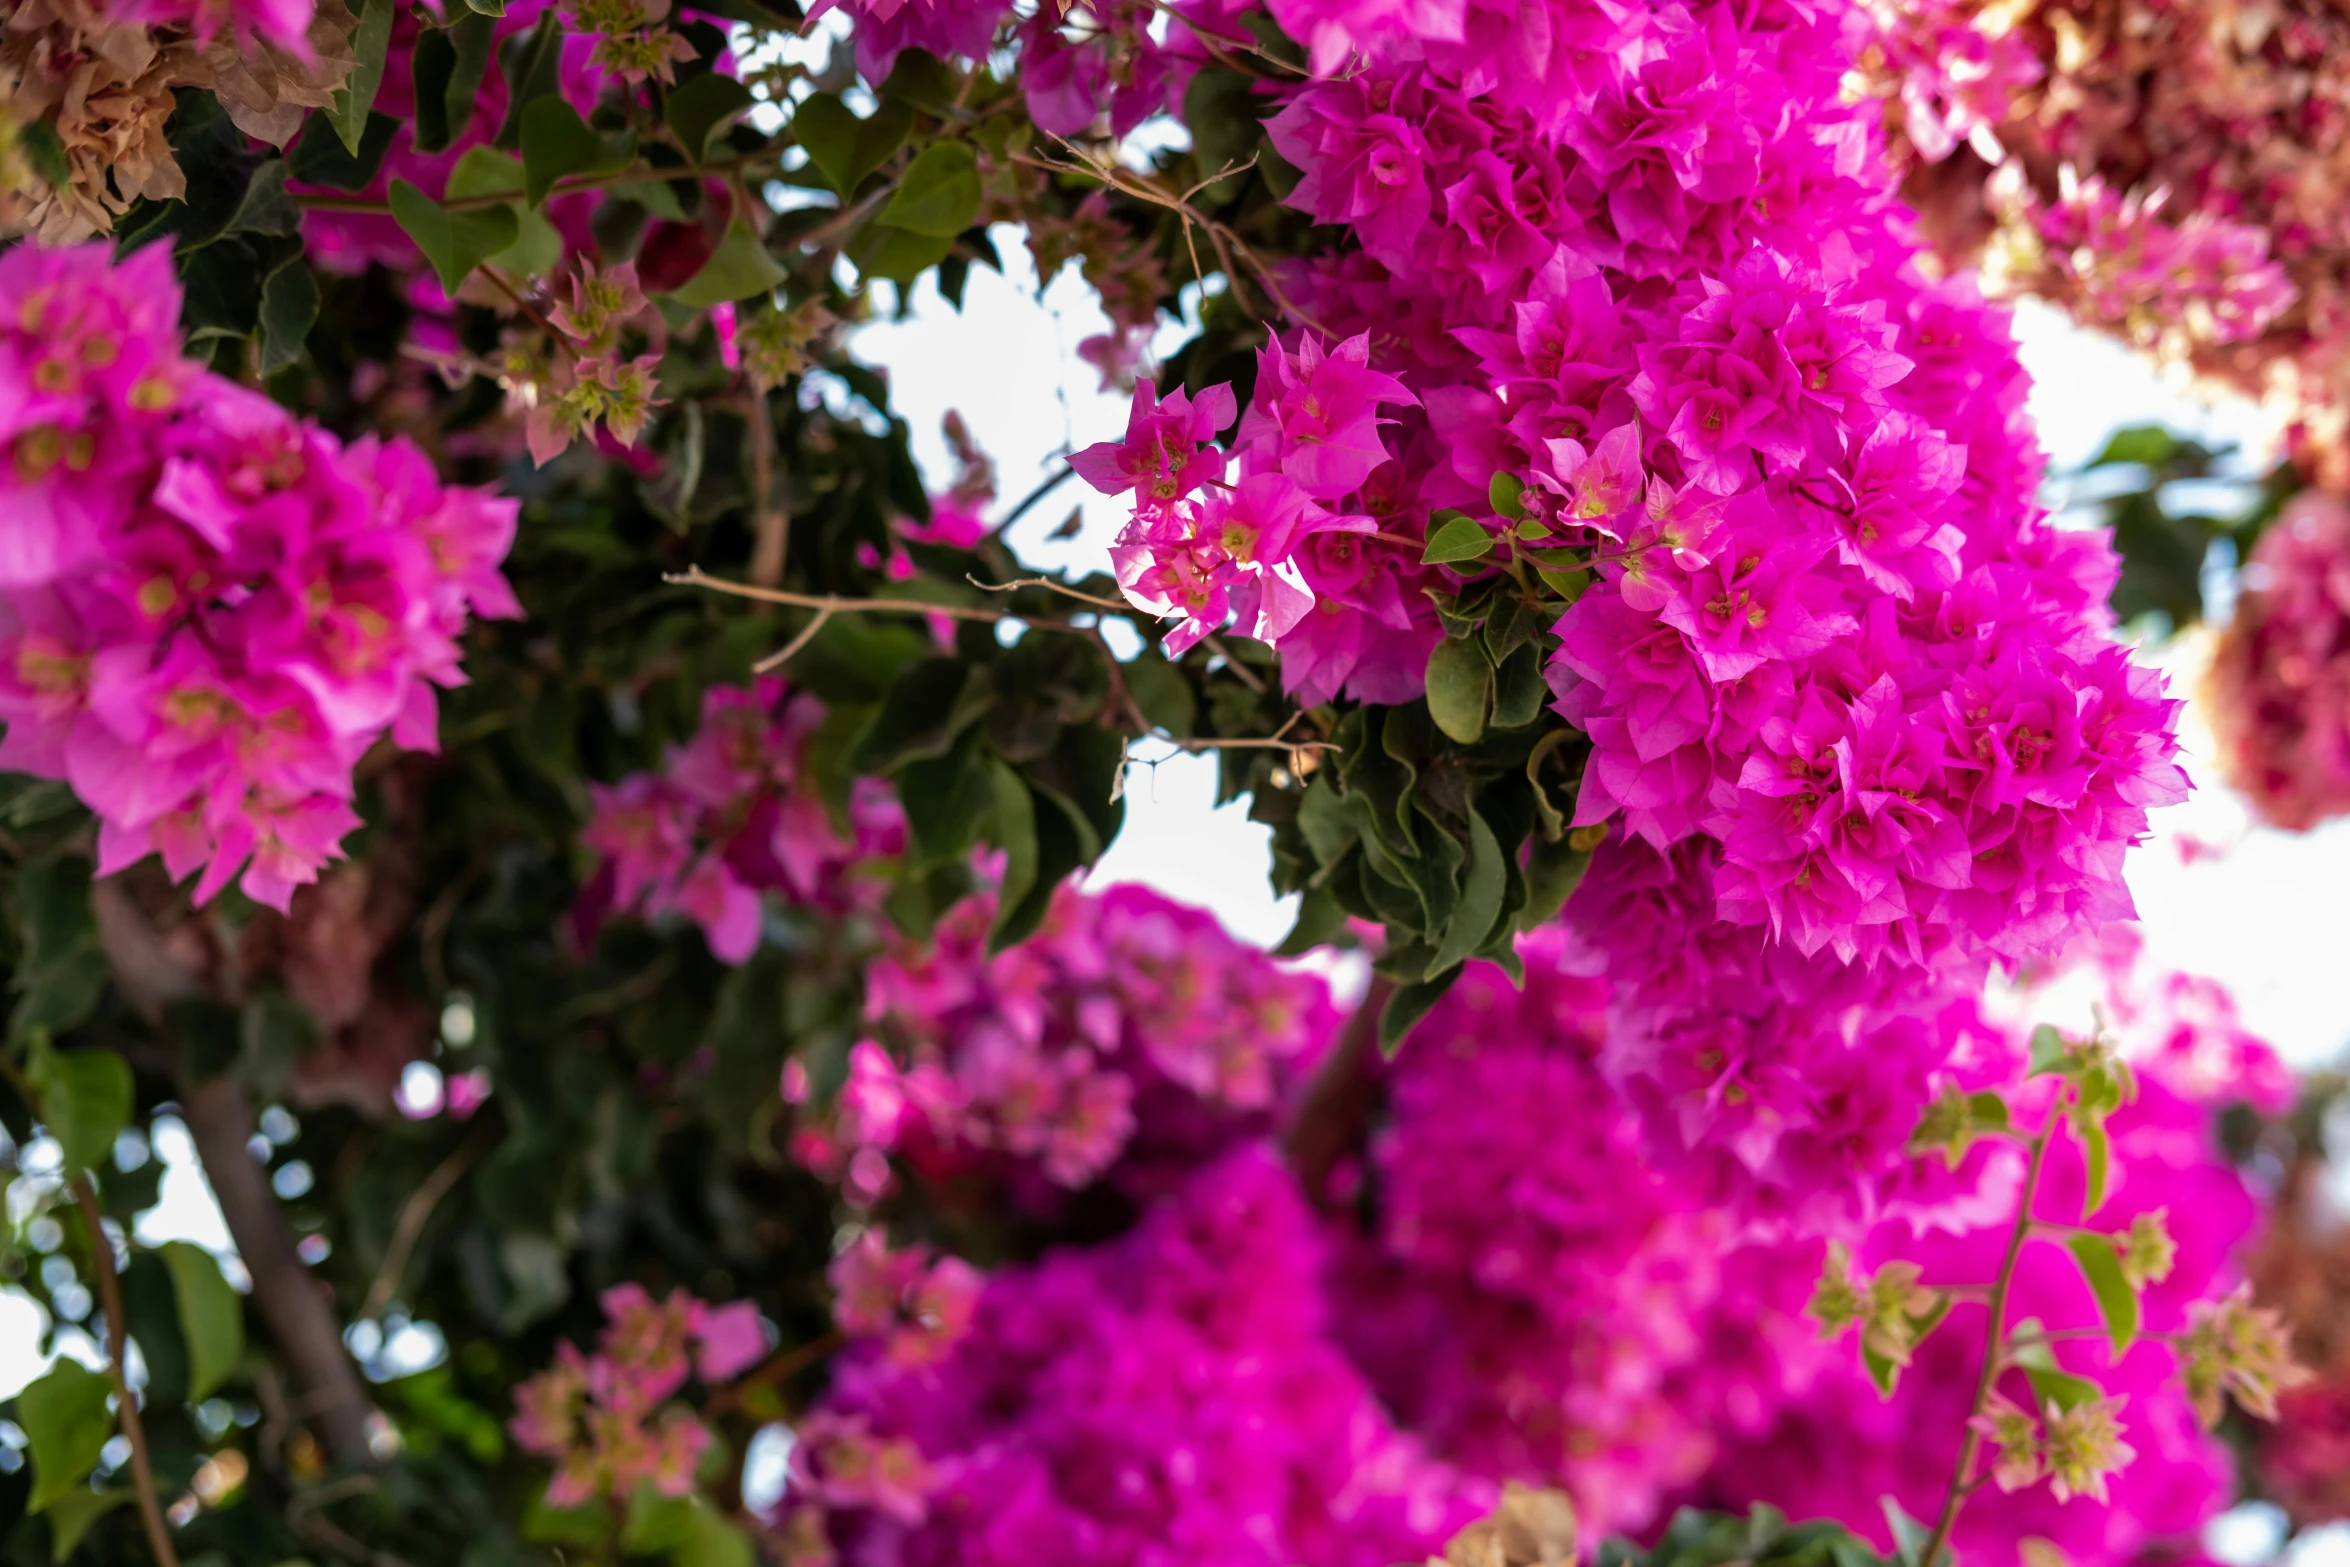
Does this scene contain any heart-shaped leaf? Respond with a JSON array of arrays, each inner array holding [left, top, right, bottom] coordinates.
[[325, 0, 395, 155], [879, 142, 980, 237], [1422, 512, 1494, 565], [664, 71, 755, 164], [792, 92, 911, 196], [666, 221, 790, 307], [521, 98, 636, 207], [389, 178, 521, 292]]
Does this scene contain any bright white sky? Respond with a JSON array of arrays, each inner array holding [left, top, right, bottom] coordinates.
[[5, 230, 2345, 1567]]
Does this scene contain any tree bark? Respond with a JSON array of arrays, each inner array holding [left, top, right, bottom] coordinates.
[[90, 880, 381, 1472], [178, 1073, 380, 1472], [1280, 976, 1393, 1210]]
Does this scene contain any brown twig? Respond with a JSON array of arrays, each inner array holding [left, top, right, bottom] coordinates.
[[967, 574, 1132, 614], [991, 463, 1079, 537], [1015, 144, 1330, 334], [667, 567, 1079, 629], [179, 1075, 380, 1472], [1281, 976, 1395, 1209], [292, 150, 784, 214], [751, 606, 834, 674], [701, 1331, 843, 1418], [358, 1125, 495, 1323], [1920, 1093, 2067, 1567], [745, 388, 786, 588], [69, 1176, 181, 1567]]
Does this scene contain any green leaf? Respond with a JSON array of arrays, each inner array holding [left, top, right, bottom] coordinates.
[[493, 10, 567, 146], [986, 762, 1039, 952], [664, 71, 755, 164], [43, 1486, 131, 1561], [2022, 1363, 2105, 1413], [257, 257, 319, 376], [1424, 637, 1493, 746], [25, 1040, 131, 1175], [2086, 425, 2183, 471], [225, 159, 301, 237], [1120, 653, 1195, 739], [160, 1242, 244, 1402], [521, 1485, 611, 1545], [846, 220, 957, 287], [326, 0, 395, 155], [852, 659, 987, 773], [622, 1486, 697, 1556], [678, 1501, 756, 1567], [1378, 973, 1455, 1056], [879, 48, 961, 116], [521, 98, 636, 207], [667, 221, 790, 307], [2078, 1114, 2111, 1218], [1421, 513, 1494, 566], [1488, 471, 1526, 521], [1965, 1091, 2012, 1136], [463, 0, 506, 14], [1880, 1500, 1946, 1567], [290, 110, 399, 191], [18, 121, 69, 190], [446, 147, 561, 276], [1273, 885, 1347, 958], [2028, 1024, 2068, 1077], [1861, 1338, 1901, 1398], [411, 10, 497, 154], [879, 143, 980, 237], [791, 93, 911, 196], [1518, 834, 1590, 930], [19, 1361, 112, 1514], [2064, 1232, 2139, 1353], [388, 178, 519, 293], [1428, 810, 1505, 979], [1489, 641, 1546, 730]]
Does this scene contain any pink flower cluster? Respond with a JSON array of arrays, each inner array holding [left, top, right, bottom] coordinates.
[[2207, 493, 2350, 831], [1559, 838, 2025, 1230], [829, 1230, 984, 1370], [790, 881, 1337, 1207], [1694, 1070, 2264, 1567], [2004, 169, 2295, 352], [781, 1149, 1488, 1566], [1070, 0, 2193, 994], [579, 679, 904, 961], [1332, 931, 2282, 1567], [114, 0, 316, 50], [0, 241, 518, 911], [511, 1283, 768, 1507], [1327, 931, 1824, 1535], [1854, 0, 2041, 165]]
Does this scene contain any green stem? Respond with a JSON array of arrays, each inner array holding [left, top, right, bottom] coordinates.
[[1919, 1090, 2068, 1567]]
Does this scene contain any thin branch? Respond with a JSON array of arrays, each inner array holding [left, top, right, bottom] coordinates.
[[1921, 1093, 2067, 1567], [70, 1176, 180, 1567], [1199, 634, 1266, 692], [991, 462, 1079, 537], [701, 1331, 843, 1418], [293, 150, 784, 214], [751, 606, 835, 674], [359, 1125, 494, 1323], [476, 265, 563, 344], [1281, 976, 1395, 1208], [1015, 144, 1330, 334], [967, 574, 1132, 614], [179, 1075, 381, 1471], [745, 388, 786, 588], [667, 567, 1077, 628]]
